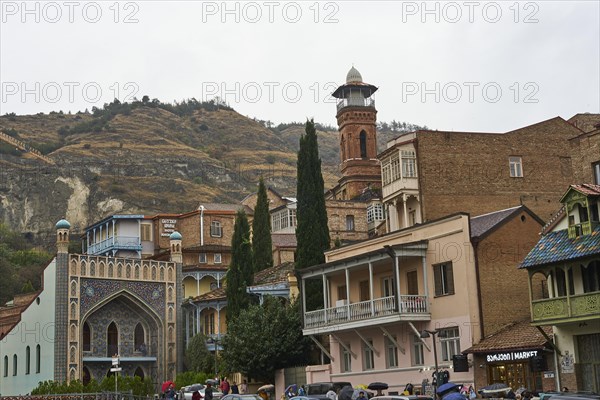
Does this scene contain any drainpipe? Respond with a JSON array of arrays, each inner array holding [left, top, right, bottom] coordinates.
[[471, 238, 485, 341], [199, 205, 205, 246]]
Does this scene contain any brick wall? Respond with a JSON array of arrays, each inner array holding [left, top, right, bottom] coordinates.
[[477, 209, 544, 337], [569, 131, 600, 183], [416, 117, 581, 222], [326, 200, 369, 244]]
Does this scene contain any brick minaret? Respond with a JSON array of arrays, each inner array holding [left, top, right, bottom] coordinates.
[[54, 218, 70, 382], [332, 66, 381, 199], [169, 231, 185, 375]]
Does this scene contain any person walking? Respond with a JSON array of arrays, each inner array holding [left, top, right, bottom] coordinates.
[[240, 380, 248, 394], [232, 382, 239, 394], [356, 391, 368, 400], [165, 384, 176, 400], [205, 383, 214, 400], [220, 377, 230, 395]]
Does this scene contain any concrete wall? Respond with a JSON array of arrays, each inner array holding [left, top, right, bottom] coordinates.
[[0, 259, 56, 396]]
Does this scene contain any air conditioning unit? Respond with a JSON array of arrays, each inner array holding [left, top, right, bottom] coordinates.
[[336, 299, 348, 307]]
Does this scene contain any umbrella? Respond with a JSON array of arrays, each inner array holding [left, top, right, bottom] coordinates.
[[367, 383, 388, 391], [338, 385, 355, 400], [162, 381, 175, 393], [480, 383, 511, 397], [286, 385, 298, 395], [206, 379, 219, 386], [258, 384, 275, 393]]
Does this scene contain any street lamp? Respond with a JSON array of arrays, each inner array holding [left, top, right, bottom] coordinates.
[[420, 330, 440, 391], [206, 337, 220, 378]]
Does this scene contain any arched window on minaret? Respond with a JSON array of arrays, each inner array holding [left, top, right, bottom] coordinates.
[[360, 130, 368, 158], [134, 323, 145, 352]]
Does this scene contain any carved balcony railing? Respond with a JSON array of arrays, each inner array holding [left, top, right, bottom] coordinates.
[[531, 291, 600, 324], [88, 235, 142, 254]]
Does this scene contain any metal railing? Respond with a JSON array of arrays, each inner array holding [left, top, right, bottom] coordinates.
[[304, 294, 428, 329], [88, 236, 142, 254], [336, 97, 375, 112]]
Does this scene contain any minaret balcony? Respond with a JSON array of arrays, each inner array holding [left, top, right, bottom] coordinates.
[[337, 97, 375, 113]]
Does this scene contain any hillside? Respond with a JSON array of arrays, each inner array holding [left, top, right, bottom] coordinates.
[[0, 100, 425, 246]]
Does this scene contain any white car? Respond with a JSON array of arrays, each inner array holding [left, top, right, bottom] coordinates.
[[179, 384, 224, 400]]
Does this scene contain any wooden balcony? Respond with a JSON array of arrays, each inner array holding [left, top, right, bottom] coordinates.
[[304, 295, 429, 333], [531, 291, 600, 325]]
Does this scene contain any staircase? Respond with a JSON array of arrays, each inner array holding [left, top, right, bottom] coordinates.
[[0, 131, 55, 165]]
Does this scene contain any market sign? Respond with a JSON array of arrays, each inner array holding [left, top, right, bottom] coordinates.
[[161, 219, 177, 237], [486, 350, 539, 362]]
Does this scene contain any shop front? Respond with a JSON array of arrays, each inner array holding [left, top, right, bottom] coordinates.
[[464, 320, 557, 392]]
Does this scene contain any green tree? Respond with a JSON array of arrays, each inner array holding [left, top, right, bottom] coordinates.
[[185, 333, 214, 373], [222, 297, 310, 382], [296, 119, 330, 271], [252, 177, 273, 272], [226, 210, 254, 321]]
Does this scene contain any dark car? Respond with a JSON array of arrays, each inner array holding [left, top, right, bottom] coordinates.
[[371, 396, 434, 400], [305, 382, 353, 396]]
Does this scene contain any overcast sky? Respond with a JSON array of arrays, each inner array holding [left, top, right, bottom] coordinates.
[[1, 0, 599, 132]]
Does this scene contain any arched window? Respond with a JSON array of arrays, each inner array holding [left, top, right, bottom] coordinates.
[[3, 355, 7, 377], [107, 322, 118, 357], [359, 130, 368, 158], [36, 345, 41, 373], [26, 346, 30, 374], [134, 323, 145, 353], [13, 354, 17, 376], [134, 366, 145, 380], [82, 367, 91, 386], [83, 322, 91, 352]]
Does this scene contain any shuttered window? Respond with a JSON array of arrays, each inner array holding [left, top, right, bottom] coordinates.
[[434, 262, 454, 296]]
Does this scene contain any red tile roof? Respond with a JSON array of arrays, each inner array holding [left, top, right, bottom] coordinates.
[[272, 234, 297, 248], [464, 320, 552, 354]]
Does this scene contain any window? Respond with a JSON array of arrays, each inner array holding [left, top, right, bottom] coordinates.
[[341, 344, 352, 372], [83, 322, 91, 352], [407, 270, 418, 295], [134, 323, 145, 352], [412, 335, 424, 366], [359, 280, 370, 302], [271, 209, 297, 232], [581, 261, 600, 293], [36, 345, 40, 373], [3, 355, 7, 377], [363, 340, 375, 370], [25, 346, 30, 374], [509, 156, 523, 177], [592, 161, 600, 185], [382, 276, 396, 298], [346, 215, 355, 231], [367, 203, 384, 223], [210, 221, 222, 237], [434, 262, 455, 296], [439, 327, 460, 361], [554, 268, 574, 297], [401, 150, 417, 178], [214, 253, 222, 264], [203, 313, 215, 335], [107, 322, 118, 357], [382, 153, 401, 185], [199, 253, 207, 263], [337, 285, 347, 300], [360, 131, 368, 158], [140, 224, 152, 241], [13, 354, 17, 376], [385, 336, 399, 368]]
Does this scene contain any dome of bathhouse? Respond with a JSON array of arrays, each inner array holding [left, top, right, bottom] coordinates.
[[169, 231, 182, 240]]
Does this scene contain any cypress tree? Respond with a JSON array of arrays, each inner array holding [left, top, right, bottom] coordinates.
[[226, 210, 254, 322], [252, 177, 273, 272], [296, 119, 330, 270]]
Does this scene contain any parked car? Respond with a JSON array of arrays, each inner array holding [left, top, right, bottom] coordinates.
[[547, 394, 600, 400], [305, 382, 353, 396], [179, 383, 224, 400], [371, 396, 433, 400], [222, 395, 264, 400]]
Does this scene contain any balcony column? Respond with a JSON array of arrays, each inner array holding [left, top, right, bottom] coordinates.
[[86, 232, 90, 253], [394, 253, 402, 312], [369, 262, 374, 315], [322, 275, 328, 309], [303, 278, 310, 323], [111, 220, 115, 246], [422, 255, 428, 309], [185, 310, 190, 344], [345, 269, 351, 320], [402, 194, 409, 228], [197, 275, 200, 297], [527, 271, 534, 318], [564, 264, 572, 317], [216, 305, 221, 336]]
